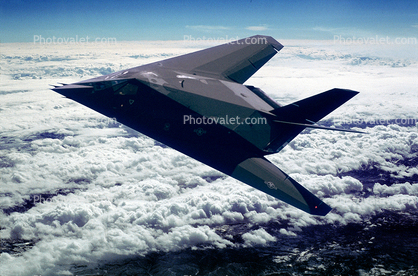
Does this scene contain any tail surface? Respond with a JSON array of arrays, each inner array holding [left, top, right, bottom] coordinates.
[[265, 88, 359, 153], [271, 88, 359, 122]]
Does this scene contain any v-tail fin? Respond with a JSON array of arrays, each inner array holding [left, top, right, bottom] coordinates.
[[271, 88, 359, 123], [265, 88, 360, 153]]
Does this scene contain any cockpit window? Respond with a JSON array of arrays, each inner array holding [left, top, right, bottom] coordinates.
[[93, 82, 110, 91], [113, 82, 138, 95]]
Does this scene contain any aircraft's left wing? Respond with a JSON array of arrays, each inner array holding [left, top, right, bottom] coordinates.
[[232, 157, 332, 216], [144, 35, 283, 84]]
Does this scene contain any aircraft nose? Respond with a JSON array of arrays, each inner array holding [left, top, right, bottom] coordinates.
[[52, 84, 93, 92], [51, 84, 94, 101]]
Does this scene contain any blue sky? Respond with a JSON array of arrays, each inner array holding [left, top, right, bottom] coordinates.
[[1, 0, 417, 43]]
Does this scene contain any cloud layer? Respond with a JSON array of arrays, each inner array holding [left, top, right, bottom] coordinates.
[[1, 40, 417, 275]]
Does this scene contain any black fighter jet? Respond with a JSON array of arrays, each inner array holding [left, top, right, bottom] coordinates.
[[52, 35, 362, 216]]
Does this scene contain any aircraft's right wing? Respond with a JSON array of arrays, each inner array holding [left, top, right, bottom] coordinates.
[[145, 35, 283, 84], [231, 157, 332, 216]]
